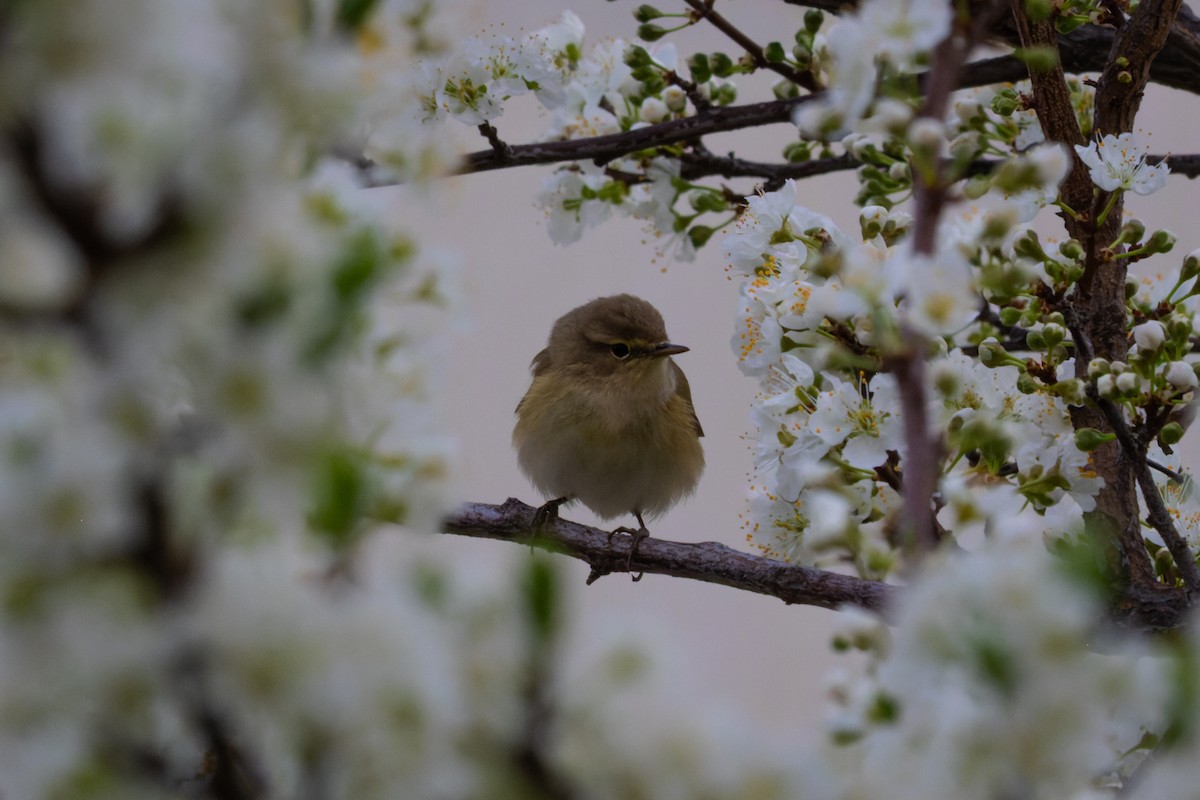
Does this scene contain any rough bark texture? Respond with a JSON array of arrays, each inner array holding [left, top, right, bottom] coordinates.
[[444, 499, 895, 613]]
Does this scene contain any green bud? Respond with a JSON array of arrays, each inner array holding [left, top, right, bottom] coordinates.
[[641, 72, 664, 93], [1116, 218, 1145, 246], [710, 52, 735, 77], [1126, 278, 1140, 299], [689, 191, 727, 213], [688, 53, 712, 83], [625, 45, 652, 69], [783, 140, 812, 163], [1026, 329, 1047, 351], [637, 22, 667, 41], [1013, 230, 1047, 261], [1147, 229, 1177, 254], [1058, 239, 1085, 261], [1087, 358, 1110, 379], [1118, 70, 1133, 84], [1041, 322, 1066, 349], [804, 8, 824, 33], [1051, 378, 1086, 404], [773, 79, 800, 100], [1074, 427, 1116, 451], [710, 82, 737, 105], [990, 93, 1018, 117], [1016, 372, 1039, 394], [963, 174, 991, 200], [978, 340, 1007, 368], [1181, 247, 1200, 282], [998, 306, 1024, 327], [1167, 314, 1193, 343], [1160, 421, 1185, 446], [688, 225, 715, 248], [634, 4, 664, 22], [764, 41, 786, 63]]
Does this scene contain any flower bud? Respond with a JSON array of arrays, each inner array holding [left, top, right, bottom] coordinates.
[[1159, 421, 1185, 446], [640, 97, 668, 123], [662, 85, 687, 112], [1041, 322, 1066, 349], [634, 4, 665, 22], [1087, 358, 1111, 379], [1116, 218, 1145, 246], [1132, 320, 1166, 351], [1058, 239, 1085, 261], [1052, 378, 1086, 405], [1183, 247, 1200, 282], [1097, 373, 1117, 398], [1147, 229, 1176, 254], [1074, 427, 1115, 451], [1166, 361, 1199, 389], [1116, 371, 1140, 394], [978, 339, 1010, 369], [860, 205, 887, 239]]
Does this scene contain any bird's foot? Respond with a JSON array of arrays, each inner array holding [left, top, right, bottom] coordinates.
[[532, 497, 568, 531], [607, 523, 649, 582], [529, 497, 569, 554]]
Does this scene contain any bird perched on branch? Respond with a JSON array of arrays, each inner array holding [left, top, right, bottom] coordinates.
[[513, 294, 704, 577]]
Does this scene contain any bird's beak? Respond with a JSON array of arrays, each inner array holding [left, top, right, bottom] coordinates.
[[652, 342, 690, 357]]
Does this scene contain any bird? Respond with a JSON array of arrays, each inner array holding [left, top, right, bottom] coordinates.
[[513, 294, 705, 577]]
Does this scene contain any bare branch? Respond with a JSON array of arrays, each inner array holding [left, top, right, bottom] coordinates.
[[1093, 0, 1187, 136], [445, 499, 1196, 634], [443, 498, 896, 613]]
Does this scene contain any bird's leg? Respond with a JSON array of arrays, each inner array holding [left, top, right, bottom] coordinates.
[[607, 512, 649, 581], [530, 501, 566, 556], [532, 497, 569, 533]]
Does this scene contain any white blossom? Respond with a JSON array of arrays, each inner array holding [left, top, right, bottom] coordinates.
[[1074, 132, 1170, 195]]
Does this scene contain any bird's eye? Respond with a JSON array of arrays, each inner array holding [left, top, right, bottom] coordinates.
[[610, 343, 631, 359]]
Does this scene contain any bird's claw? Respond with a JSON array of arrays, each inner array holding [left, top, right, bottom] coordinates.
[[531, 497, 568, 531], [608, 525, 649, 581]]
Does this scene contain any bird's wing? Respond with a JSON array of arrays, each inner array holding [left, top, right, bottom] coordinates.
[[515, 348, 553, 414], [671, 360, 704, 437]]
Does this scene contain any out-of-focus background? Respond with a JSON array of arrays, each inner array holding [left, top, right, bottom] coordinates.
[[383, 0, 1200, 738]]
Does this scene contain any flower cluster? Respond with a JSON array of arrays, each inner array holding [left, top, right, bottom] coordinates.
[[724, 158, 1110, 575]]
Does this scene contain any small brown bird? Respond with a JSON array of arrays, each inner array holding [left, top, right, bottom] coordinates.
[[513, 294, 705, 574]]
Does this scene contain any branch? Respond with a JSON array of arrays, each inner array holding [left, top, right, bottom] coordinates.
[[1093, 0, 1187, 136], [443, 498, 895, 613], [1090, 392, 1200, 592], [446, 499, 1196, 634]]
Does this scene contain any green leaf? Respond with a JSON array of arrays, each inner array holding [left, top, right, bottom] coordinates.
[[522, 557, 559, 643], [337, 0, 381, 30], [309, 448, 368, 547]]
